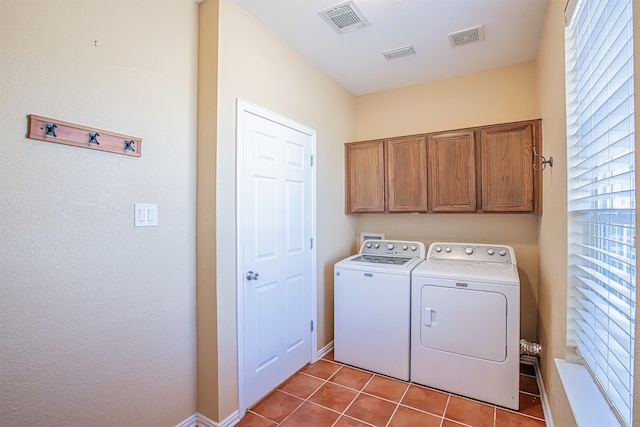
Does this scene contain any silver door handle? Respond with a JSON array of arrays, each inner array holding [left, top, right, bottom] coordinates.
[[246, 271, 259, 281]]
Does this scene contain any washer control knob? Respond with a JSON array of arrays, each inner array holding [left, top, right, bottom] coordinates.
[[411, 245, 417, 251], [499, 249, 507, 256], [487, 249, 495, 255], [435, 246, 442, 252], [402, 244, 408, 250], [366, 242, 372, 248], [465, 246, 474, 255], [445, 247, 452, 253], [386, 243, 394, 250], [374, 243, 380, 249]]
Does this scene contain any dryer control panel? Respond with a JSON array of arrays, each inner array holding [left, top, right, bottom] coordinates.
[[427, 242, 515, 265]]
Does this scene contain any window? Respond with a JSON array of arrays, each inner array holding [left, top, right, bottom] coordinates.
[[566, 1, 635, 426]]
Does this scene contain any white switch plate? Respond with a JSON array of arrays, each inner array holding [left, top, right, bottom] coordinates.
[[134, 203, 158, 227]]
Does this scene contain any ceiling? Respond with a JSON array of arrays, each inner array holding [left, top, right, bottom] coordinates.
[[231, 0, 549, 96]]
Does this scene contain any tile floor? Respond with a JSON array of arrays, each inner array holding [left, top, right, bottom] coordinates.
[[236, 351, 546, 427]]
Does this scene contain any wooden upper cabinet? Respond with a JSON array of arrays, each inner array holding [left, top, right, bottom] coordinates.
[[344, 119, 542, 215], [480, 121, 540, 212], [345, 141, 385, 213], [427, 131, 476, 212], [386, 136, 428, 212]]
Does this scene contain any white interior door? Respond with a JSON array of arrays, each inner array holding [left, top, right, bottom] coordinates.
[[237, 100, 315, 409]]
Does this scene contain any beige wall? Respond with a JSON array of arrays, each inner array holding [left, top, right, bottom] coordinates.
[[354, 63, 541, 342], [197, 0, 357, 420], [0, 1, 199, 426], [355, 62, 539, 139], [534, 0, 576, 425], [197, 0, 220, 420]]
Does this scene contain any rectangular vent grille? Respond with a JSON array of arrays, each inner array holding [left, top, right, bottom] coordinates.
[[320, 1, 369, 34], [382, 45, 416, 60], [448, 25, 485, 48]]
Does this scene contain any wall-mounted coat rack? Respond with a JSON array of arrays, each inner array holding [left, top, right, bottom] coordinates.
[[27, 115, 142, 157]]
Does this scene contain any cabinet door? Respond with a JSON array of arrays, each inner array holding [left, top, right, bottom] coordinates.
[[428, 131, 476, 212], [345, 141, 385, 213], [480, 122, 536, 212], [386, 136, 428, 212]]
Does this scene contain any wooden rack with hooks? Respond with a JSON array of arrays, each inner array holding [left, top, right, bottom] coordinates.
[[27, 115, 142, 157]]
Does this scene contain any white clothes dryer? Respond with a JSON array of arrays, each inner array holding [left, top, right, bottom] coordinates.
[[410, 242, 520, 410], [334, 240, 426, 381]]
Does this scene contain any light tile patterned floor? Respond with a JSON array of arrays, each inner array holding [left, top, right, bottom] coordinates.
[[236, 351, 546, 427]]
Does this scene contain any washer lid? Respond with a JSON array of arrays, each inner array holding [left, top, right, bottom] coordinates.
[[336, 253, 424, 273], [351, 255, 413, 265]]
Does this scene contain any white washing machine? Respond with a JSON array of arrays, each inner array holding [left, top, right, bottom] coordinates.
[[410, 242, 520, 410], [334, 240, 426, 381]]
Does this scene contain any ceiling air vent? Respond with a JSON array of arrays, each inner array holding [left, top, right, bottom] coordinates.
[[448, 25, 485, 48], [382, 45, 416, 60], [319, 1, 369, 34]]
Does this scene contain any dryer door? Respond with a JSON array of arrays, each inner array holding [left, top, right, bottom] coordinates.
[[419, 285, 507, 362]]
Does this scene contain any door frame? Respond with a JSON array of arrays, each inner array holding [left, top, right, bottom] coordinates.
[[235, 98, 318, 414]]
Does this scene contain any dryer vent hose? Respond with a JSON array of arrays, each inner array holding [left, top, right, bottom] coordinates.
[[520, 339, 542, 357]]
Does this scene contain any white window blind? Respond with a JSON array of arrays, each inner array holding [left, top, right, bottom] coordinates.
[[566, 1, 635, 426]]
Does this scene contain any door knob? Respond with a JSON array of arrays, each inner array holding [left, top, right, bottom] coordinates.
[[246, 271, 260, 281]]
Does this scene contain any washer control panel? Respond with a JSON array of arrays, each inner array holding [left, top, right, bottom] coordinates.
[[360, 240, 426, 258], [428, 242, 515, 264]]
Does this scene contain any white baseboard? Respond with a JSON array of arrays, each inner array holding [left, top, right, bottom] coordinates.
[[217, 411, 241, 427], [317, 340, 334, 360], [521, 356, 554, 427], [175, 411, 240, 427], [175, 414, 198, 427]]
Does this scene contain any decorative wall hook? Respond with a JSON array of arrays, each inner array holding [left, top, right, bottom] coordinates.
[[45, 123, 57, 137], [89, 132, 100, 145], [124, 139, 135, 152], [532, 147, 553, 171]]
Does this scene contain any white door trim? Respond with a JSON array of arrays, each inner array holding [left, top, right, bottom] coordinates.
[[235, 98, 317, 415]]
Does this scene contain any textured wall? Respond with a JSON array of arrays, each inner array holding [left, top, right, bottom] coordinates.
[[0, 1, 199, 425], [354, 62, 541, 342]]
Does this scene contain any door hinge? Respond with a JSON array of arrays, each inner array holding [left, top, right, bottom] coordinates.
[[310, 155, 314, 166], [310, 238, 314, 249], [310, 320, 314, 332]]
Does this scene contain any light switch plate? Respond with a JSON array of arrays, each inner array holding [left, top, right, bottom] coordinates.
[[134, 203, 158, 227]]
